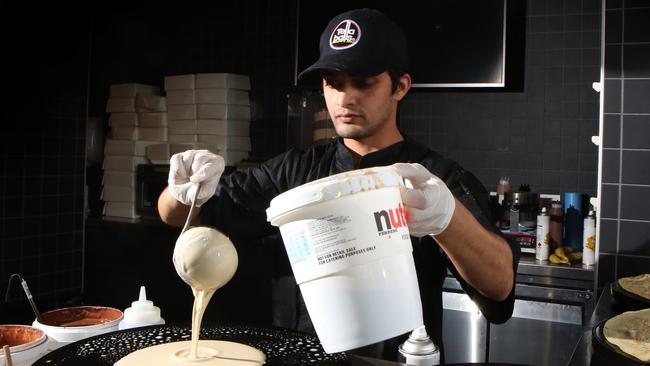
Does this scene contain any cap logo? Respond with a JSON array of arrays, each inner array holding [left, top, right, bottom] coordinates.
[[329, 19, 361, 50]]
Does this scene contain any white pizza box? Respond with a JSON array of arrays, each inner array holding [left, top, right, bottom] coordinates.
[[111, 126, 138, 140], [197, 119, 249, 136], [169, 143, 219, 155], [168, 134, 199, 143], [104, 140, 160, 156], [138, 127, 167, 141], [138, 112, 168, 127], [168, 119, 198, 134], [103, 156, 149, 172], [101, 185, 136, 203], [197, 104, 250, 120], [195, 73, 250, 90], [106, 98, 136, 113], [164, 74, 195, 90], [168, 104, 197, 120], [168, 143, 249, 166], [146, 143, 171, 164], [166, 89, 195, 105], [102, 170, 136, 188], [135, 95, 167, 112], [109, 112, 138, 127], [109, 83, 160, 98], [197, 134, 251, 151], [195, 89, 249, 106], [103, 201, 139, 219], [219, 149, 249, 166]]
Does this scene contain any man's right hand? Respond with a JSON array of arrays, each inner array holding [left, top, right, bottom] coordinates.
[[168, 150, 225, 207]]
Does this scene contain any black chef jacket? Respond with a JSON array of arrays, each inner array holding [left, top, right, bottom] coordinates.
[[200, 135, 520, 361]]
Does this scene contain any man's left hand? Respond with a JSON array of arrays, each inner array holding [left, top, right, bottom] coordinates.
[[391, 163, 456, 237]]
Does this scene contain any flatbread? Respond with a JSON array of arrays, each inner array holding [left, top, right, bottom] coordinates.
[[603, 308, 650, 363], [619, 274, 650, 300]]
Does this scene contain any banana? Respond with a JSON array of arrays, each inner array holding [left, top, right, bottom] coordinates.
[[554, 247, 569, 262], [568, 251, 583, 262], [549, 253, 570, 264]]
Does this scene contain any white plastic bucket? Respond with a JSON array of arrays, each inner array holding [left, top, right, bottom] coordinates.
[[0, 324, 49, 366], [266, 167, 423, 353], [32, 306, 123, 346]]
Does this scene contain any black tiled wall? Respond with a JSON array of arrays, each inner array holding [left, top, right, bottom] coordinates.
[[0, 5, 89, 321], [399, 0, 601, 197], [599, 0, 650, 286]]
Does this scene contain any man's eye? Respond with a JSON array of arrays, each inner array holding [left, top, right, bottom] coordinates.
[[325, 79, 343, 89], [352, 78, 374, 89]]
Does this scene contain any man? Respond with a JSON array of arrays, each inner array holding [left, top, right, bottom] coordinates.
[[158, 8, 519, 361]]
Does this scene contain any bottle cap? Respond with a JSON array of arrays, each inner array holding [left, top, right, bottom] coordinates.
[[398, 325, 440, 365], [120, 286, 164, 329]]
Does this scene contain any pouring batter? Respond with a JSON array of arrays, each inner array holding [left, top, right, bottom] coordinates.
[[116, 187, 264, 366]]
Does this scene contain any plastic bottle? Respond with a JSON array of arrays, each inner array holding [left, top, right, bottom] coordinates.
[[582, 210, 596, 265], [496, 176, 510, 205], [118, 286, 165, 330], [510, 199, 520, 233], [549, 201, 563, 250], [536, 207, 550, 262]]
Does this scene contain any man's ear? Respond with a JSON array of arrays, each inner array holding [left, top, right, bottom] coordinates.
[[394, 73, 412, 101]]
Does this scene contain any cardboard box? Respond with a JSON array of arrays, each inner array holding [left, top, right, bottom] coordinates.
[[109, 112, 138, 127], [164, 74, 195, 90], [102, 171, 136, 188], [168, 105, 197, 120], [168, 119, 198, 134], [104, 140, 159, 156], [195, 89, 249, 105], [138, 127, 168, 141], [135, 95, 167, 111], [168, 134, 199, 143], [103, 156, 149, 172], [111, 126, 138, 140], [103, 201, 139, 219], [138, 112, 168, 127], [196, 73, 250, 90], [101, 185, 136, 202], [197, 104, 250, 120], [146, 143, 171, 163], [197, 119, 249, 136], [110, 83, 160, 98], [166, 89, 195, 105], [106, 98, 136, 113], [198, 134, 251, 151]]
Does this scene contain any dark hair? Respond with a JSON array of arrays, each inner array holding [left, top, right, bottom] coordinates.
[[388, 69, 405, 94]]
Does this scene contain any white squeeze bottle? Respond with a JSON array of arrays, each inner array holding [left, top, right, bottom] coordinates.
[[118, 286, 165, 330]]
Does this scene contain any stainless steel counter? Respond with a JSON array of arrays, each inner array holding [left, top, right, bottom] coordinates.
[[515, 255, 595, 290], [442, 254, 596, 366]]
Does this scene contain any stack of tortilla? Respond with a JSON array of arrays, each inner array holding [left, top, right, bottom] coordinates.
[[619, 274, 650, 301], [603, 308, 650, 363]]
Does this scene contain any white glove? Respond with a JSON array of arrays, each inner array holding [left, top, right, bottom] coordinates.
[[391, 163, 456, 237], [168, 150, 225, 207]]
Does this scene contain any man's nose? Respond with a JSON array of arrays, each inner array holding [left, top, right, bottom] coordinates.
[[336, 84, 356, 107]]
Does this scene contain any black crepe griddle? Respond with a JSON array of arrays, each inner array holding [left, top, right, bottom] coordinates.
[[592, 318, 648, 366], [32, 324, 349, 366], [611, 280, 650, 311]]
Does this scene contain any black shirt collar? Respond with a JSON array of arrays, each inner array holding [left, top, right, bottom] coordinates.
[[334, 135, 425, 170]]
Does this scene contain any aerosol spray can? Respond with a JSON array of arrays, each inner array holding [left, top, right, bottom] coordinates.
[[398, 325, 440, 366], [582, 210, 596, 265], [536, 207, 550, 262]]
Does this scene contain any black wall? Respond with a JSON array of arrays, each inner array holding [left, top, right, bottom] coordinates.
[[0, 4, 90, 322], [598, 0, 650, 286], [399, 0, 601, 197]]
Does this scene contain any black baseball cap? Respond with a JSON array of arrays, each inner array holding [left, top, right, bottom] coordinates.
[[298, 8, 409, 80]]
